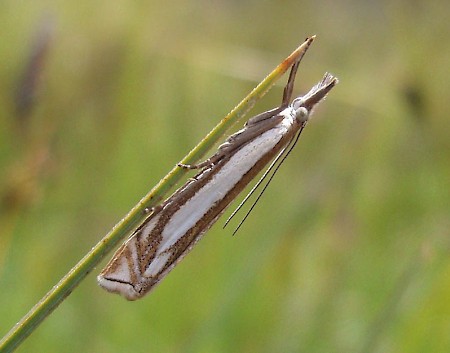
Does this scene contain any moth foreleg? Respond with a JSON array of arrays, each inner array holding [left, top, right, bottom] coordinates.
[[281, 36, 314, 105]]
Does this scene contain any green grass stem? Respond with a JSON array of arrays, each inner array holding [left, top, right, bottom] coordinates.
[[0, 38, 314, 353]]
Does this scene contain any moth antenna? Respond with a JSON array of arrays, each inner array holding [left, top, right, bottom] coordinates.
[[225, 125, 306, 235], [223, 145, 289, 230], [232, 126, 304, 235]]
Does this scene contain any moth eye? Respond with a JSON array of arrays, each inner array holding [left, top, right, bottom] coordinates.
[[296, 107, 309, 123]]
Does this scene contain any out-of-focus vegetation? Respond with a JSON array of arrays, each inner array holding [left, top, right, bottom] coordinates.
[[1, 1, 448, 352]]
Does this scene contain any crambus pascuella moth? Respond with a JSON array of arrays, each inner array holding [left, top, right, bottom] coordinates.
[[98, 37, 338, 300]]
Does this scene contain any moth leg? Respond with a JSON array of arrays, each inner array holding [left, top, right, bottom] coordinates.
[[282, 56, 301, 105], [282, 36, 314, 105], [178, 140, 233, 169], [177, 38, 312, 170], [246, 58, 300, 127], [245, 106, 284, 126], [178, 159, 213, 169]]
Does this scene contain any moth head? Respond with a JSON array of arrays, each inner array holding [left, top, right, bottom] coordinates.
[[291, 100, 310, 124]]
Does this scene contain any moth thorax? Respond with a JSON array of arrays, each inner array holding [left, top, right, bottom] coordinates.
[[295, 106, 309, 123]]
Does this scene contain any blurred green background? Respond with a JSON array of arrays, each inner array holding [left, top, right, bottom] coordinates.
[[1, 0, 449, 352]]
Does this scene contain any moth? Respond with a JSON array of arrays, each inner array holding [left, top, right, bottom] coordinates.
[[98, 37, 338, 300]]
